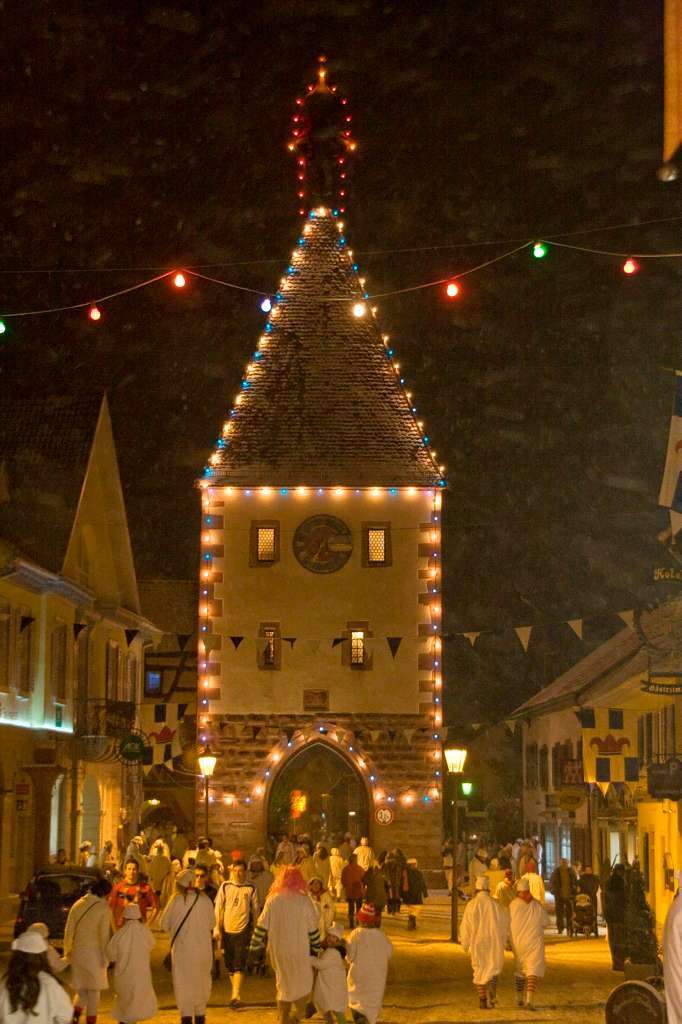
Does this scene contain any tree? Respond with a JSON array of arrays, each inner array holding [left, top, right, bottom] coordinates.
[[624, 863, 659, 967]]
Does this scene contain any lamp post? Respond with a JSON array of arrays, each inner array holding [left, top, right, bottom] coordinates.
[[198, 746, 217, 838], [444, 744, 468, 943]]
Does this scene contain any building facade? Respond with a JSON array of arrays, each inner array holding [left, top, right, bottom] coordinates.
[[0, 394, 158, 899], [196, 73, 446, 867]]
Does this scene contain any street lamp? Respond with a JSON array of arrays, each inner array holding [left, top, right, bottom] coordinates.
[[444, 743, 468, 943], [198, 746, 218, 838]]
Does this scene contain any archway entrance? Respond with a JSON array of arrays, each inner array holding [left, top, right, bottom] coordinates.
[[267, 743, 369, 845]]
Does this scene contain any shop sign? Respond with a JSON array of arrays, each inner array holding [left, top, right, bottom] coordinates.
[[648, 759, 682, 799], [557, 788, 586, 812], [374, 806, 395, 826], [118, 733, 147, 764]]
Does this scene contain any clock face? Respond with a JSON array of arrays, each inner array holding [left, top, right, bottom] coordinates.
[[293, 515, 353, 574]]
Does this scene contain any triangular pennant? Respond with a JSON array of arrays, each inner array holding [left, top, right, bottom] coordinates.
[[331, 637, 344, 648], [73, 622, 87, 640], [387, 729, 396, 741], [462, 632, 480, 647], [124, 629, 139, 647], [230, 636, 244, 650], [177, 633, 192, 651], [617, 610, 635, 630], [567, 619, 583, 640], [403, 728, 415, 743], [386, 637, 402, 659], [596, 780, 610, 797], [514, 626, 532, 653], [283, 637, 296, 649], [671, 509, 682, 537], [20, 615, 35, 632], [252, 726, 261, 740], [285, 728, 296, 742], [370, 730, 381, 742]]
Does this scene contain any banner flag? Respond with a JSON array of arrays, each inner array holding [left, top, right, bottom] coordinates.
[[370, 730, 381, 742], [567, 619, 583, 640], [176, 633, 192, 650], [283, 637, 297, 649], [659, 373, 682, 514], [617, 610, 635, 630], [387, 637, 402, 659], [462, 632, 480, 647], [331, 637, 344, 648], [124, 629, 139, 647], [230, 636, 244, 650], [73, 622, 87, 640], [403, 728, 415, 743], [514, 626, 532, 652]]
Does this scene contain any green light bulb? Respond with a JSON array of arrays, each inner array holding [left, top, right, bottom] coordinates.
[[460, 780, 473, 797], [0, 321, 6, 335], [532, 242, 548, 259]]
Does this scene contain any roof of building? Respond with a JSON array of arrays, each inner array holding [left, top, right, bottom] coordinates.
[[510, 625, 644, 718], [138, 579, 197, 634], [205, 209, 442, 487], [0, 391, 104, 574]]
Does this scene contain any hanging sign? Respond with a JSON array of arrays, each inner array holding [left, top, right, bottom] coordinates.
[[374, 806, 395, 826], [642, 673, 682, 696], [557, 788, 586, 812], [648, 759, 682, 799]]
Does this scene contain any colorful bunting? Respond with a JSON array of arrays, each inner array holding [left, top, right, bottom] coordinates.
[[386, 637, 402, 659], [514, 626, 533, 653], [463, 632, 480, 647], [230, 636, 244, 649], [124, 628, 139, 647], [567, 619, 583, 640]]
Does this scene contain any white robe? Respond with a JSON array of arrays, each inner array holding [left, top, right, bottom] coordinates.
[[664, 894, 682, 1024], [460, 891, 508, 984], [346, 927, 393, 1024], [312, 948, 347, 1013], [510, 897, 548, 978], [106, 920, 157, 1022], [0, 972, 73, 1024], [354, 844, 374, 871], [311, 891, 336, 940], [161, 891, 215, 1016], [522, 871, 546, 904], [257, 891, 320, 1003], [64, 893, 112, 990], [329, 854, 346, 897]]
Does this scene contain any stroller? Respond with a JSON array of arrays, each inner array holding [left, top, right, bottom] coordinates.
[[573, 892, 597, 937]]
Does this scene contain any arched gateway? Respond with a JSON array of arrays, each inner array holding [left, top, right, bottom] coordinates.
[[196, 61, 445, 871], [267, 742, 369, 843]]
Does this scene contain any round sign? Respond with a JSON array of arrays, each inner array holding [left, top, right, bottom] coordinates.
[[374, 806, 395, 826], [293, 515, 353, 574], [118, 732, 148, 765]]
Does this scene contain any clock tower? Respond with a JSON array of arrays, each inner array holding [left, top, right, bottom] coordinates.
[[197, 61, 446, 870]]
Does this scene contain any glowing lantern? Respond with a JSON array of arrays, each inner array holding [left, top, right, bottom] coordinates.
[[623, 258, 640, 275], [88, 305, 102, 321], [261, 297, 272, 312], [173, 272, 186, 288], [445, 281, 459, 298]]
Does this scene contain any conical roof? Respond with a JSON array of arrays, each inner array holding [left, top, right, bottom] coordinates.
[[205, 208, 442, 488]]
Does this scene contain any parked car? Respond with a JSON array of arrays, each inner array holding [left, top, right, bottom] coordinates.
[[14, 867, 99, 944]]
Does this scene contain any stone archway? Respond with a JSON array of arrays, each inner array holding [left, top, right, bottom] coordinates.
[[267, 742, 369, 845]]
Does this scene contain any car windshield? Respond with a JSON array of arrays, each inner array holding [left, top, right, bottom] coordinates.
[[31, 874, 91, 900]]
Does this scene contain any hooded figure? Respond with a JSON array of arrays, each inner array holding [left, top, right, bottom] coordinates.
[[354, 837, 374, 872], [346, 903, 392, 1024], [0, 930, 73, 1024], [249, 866, 322, 1022], [329, 848, 346, 900], [309, 876, 336, 940], [311, 922, 347, 1022], [664, 872, 682, 1024], [161, 870, 215, 1024], [509, 877, 548, 1009], [105, 903, 157, 1023], [460, 877, 508, 1010]]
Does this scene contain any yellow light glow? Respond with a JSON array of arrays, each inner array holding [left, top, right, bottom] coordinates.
[[224, 486, 233, 496], [371, 487, 381, 497], [433, 750, 441, 761], [357, 757, 366, 769], [202, 532, 211, 544], [417, 420, 424, 429], [439, 464, 446, 473], [429, 786, 440, 800], [406, 392, 412, 400], [373, 789, 385, 802], [431, 604, 441, 616], [435, 711, 442, 726], [303, 224, 312, 235], [235, 394, 243, 406], [352, 302, 366, 318], [247, 363, 255, 373], [334, 487, 345, 497], [435, 638, 442, 653], [254, 783, 264, 797], [431, 530, 440, 542], [347, 249, 353, 258], [430, 567, 438, 578], [271, 751, 282, 763], [359, 277, 366, 287], [401, 792, 415, 806], [261, 486, 272, 496], [349, 142, 357, 151], [316, 206, 328, 216], [287, 143, 295, 151], [223, 793, 236, 805], [371, 306, 378, 314], [434, 675, 442, 688], [201, 605, 209, 616], [209, 453, 219, 465], [382, 334, 390, 342], [435, 495, 443, 511], [202, 570, 210, 579], [337, 222, 344, 231], [296, 486, 308, 496], [444, 747, 468, 774], [407, 487, 416, 496]]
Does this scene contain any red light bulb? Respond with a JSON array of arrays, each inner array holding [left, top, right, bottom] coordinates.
[[445, 281, 460, 299], [173, 272, 186, 288], [88, 304, 102, 321], [623, 257, 640, 275]]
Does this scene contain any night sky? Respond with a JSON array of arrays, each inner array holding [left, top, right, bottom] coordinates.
[[2, 1, 680, 721]]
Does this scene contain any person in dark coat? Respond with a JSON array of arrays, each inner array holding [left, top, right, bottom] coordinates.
[[604, 864, 627, 970], [362, 864, 388, 922], [549, 858, 577, 936], [576, 865, 600, 936], [402, 857, 428, 930], [382, 849, 405, 915]]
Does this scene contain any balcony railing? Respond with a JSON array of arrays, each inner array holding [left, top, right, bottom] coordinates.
[[75, 698, 135, 739]]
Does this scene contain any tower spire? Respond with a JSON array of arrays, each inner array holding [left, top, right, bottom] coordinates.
[[288, 57, 356, 213]]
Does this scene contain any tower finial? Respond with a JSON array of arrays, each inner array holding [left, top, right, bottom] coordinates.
[[288, 59, 356, 215]]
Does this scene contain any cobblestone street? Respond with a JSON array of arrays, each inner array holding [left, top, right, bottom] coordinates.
[[2, 896, 618, 1024]]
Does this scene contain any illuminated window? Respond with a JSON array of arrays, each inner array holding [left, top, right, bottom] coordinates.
[[362, 522, 392, 567], [258, 527, 276, 561], [145, 670, 162, 696], [368, 529, 385, 563], [264, 628, 276, 666], [351, 630, 365, 665], [250, 521, 280, 566]]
